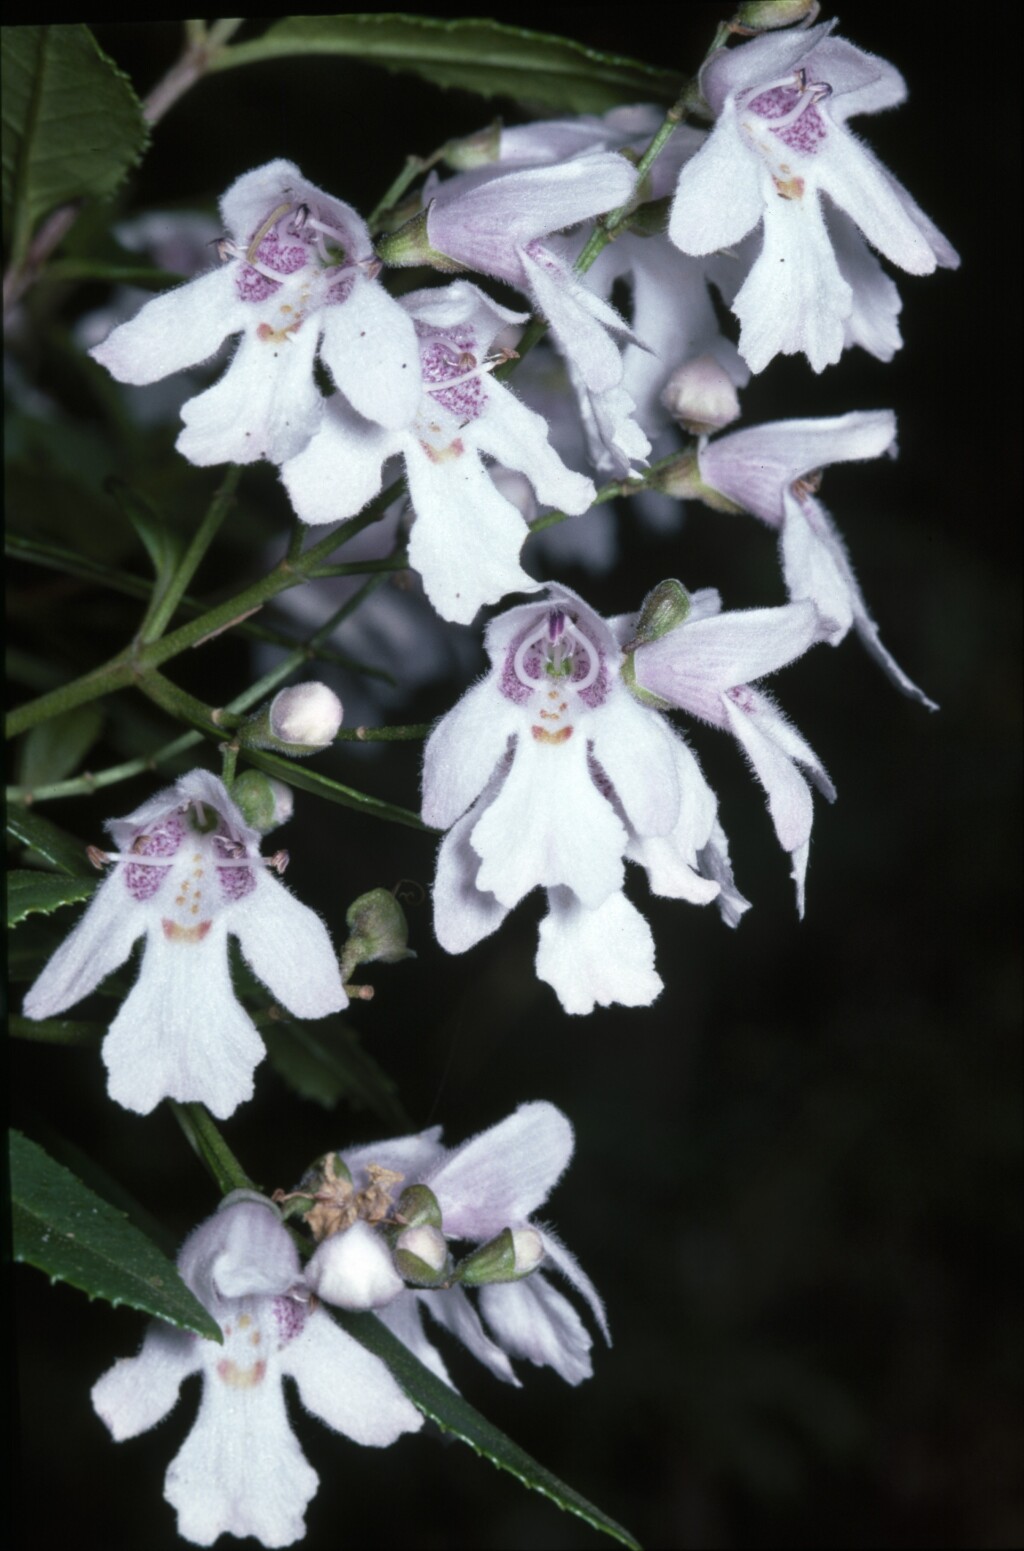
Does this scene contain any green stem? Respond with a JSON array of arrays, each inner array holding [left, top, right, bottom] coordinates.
[[337, 723, 429, 743], [141, 466, 241, 643], [368, 147, 445, 232], [6, 475, 406, 742], [170, 1102, 258, 1194]]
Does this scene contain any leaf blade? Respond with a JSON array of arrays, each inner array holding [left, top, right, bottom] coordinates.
[[211, 14, 680, 113], [335, 1306, 641, 1549], [7, 868, 97, 925], [2, 24, 148, 267], [10, 1130, 222, 1341]]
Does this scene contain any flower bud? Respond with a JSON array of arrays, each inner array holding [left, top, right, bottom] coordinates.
[[455, 1226, 545, 1286], [230, 770, 294, 833], [306, 1220, 405, 1310], [340, 888, 416, 983], [630, 579, 692, 647], [269, 683, 343, 749], [734, 0, 819, 33], [442, 120, 502, 170], [393, 1225, 450, 1287], [661, 355, 741, 435], [395, 1183, 442, 1230], [377, 206, 467, 273]]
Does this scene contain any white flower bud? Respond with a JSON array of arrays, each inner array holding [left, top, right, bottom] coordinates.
[[269, 683, 343, 749], [510, 1228, 544, 1275], [306, 1220, 404, 1311], [660, 355, 741, 436], [396, 1225, 447, 1273]]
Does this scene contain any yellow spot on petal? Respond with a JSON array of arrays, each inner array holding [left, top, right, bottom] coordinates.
[[419, 437, 464, 464], [251, 1330, 262, 1346], [531, 725, 573, 745], [547, 690, 559, 700], [238, 1314, 252, 1330], [773, 174, 804, 201], [216, 1358, 267, 1389], [162, 919, 212, 943]]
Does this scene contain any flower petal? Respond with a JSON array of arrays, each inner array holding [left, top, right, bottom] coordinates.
[[588, 687, 681, 838], [733, 188, 850, 373], [424, 1101, 573, 1235], [282, 1305, 423, 1446], [535, 886, 662, 1015], [176, 321, 324, 467], [422, 679, 518, 830], [471, 379, 595, 516], [22, 869, 145, 1020], [376, 1295, 454, 1388], [101, 922, 266, 1118], [669, 101, 763, 255], [89, 268, 243, 385], [229, 872, 346, 1020], [480, 1273, 593, 1385], [420, 1285, 520, 1385], [432, 805, 511, 954], [471, 733, 627, 911], [281, 402, 398, 526], [92, 1322, 202, 1442], [318, 275, 421, 430]]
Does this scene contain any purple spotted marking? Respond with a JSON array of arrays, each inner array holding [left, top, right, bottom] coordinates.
[[272, 1295, 308, 1347], [418, 322, 485, 420], [123, 812, 185, 902], [748, 83, 828, 155], [213, 832, 257, 904], [727, 684, 757, 714], [236, 230, 309, 303], [499, 613, 610, 708]]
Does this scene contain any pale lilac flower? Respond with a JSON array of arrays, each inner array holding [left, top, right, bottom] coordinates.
[[697, 410, 936, 707], [386, 151, 648, 476], [22, 770, 346, 1117], [669, 22, 959, 372], [421, 584, 741, 1014], [625, 587, 834, 915], [282, 281, 594, 624], [90, 160, 420, 466], [92, 1196, 421, 1549], [307, 1103, 607, 1386]]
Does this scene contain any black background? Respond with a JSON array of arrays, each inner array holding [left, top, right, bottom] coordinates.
[[8, 7, 1021, 1549]]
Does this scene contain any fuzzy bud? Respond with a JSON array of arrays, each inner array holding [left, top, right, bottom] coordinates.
[[269, 683, 343, 749], [455, 1227, 545, 1286], [306, 1220, 405, 1310], [442, 120, 502, 170], [393, 1225, 450, 1287], [734, 0, 819, 33], [340, 888, 416, 984], [395, 1183, 443, 1230], [230, 770, 294, 832], [660, 355, 741, 435]]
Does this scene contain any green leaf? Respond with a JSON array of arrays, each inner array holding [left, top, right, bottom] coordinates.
[[263, 1017, 409, 1126], [335, 1306, 641, 1550], [212, 14, 681, 113], [10, 1130, 222, 1341], [17, 704, 104, 788], [7, 868, 96, 925], [6, 804, 93, 874], [9, 1014, 103, 1047], [104, 479, 185, 639], [244, 748, 432, 832], [2, 25, 148, 267]]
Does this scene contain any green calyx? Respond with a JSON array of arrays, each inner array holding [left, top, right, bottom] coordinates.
[[395, 1183, 442, 1230], [620, 650, 673, 711], [376, 206, 467, 273]]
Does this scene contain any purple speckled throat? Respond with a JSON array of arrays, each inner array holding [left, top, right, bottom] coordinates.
[[747, 73, 832, 155], [417, 321, 487, 421], [500, 609, 610, 710]]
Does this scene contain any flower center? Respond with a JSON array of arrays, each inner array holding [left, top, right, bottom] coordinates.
[[500, 609, 609, 731], [745, 70, 832, 157], [221, 199, 373, 314]]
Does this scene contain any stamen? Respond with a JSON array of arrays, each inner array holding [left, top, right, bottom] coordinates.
[[512, 617, 600, 693], [246, 201, 294, 264], [426, 348, 518, 393]]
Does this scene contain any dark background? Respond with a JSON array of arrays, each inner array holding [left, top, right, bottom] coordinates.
[[7, 7, 1021, 1549]]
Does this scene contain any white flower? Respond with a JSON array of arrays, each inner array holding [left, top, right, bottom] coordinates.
[[626, 586, 834, 915], [90, 160, 421, 466], [281, 281, 594, 624], [22, 769, 346, 1117], [669, 22, 959, 372], [696, 410, 937, 707], [307, 1103, 607, 1387], [421, 584, 741, 1014], [384, 151, 648, 476], [92, 1196, 422, 1549]]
